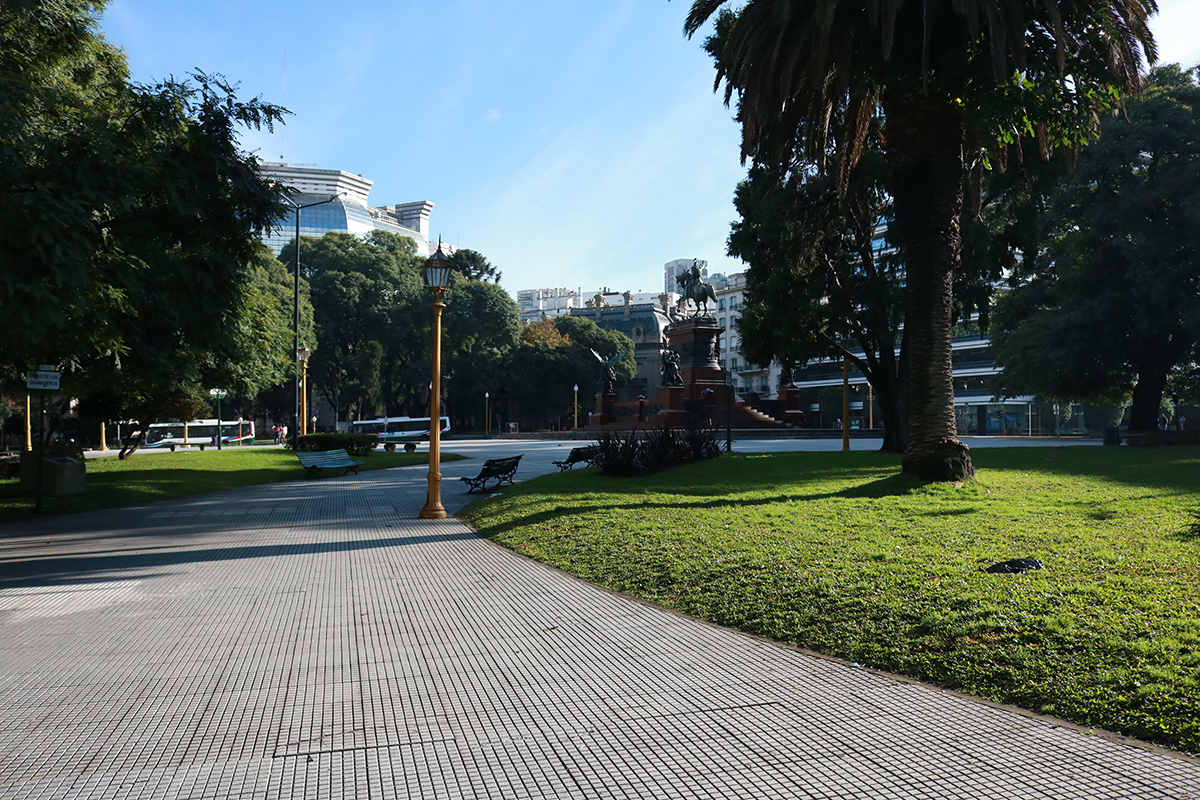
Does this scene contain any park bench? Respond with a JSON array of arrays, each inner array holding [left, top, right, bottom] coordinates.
[[295, 448, 364, 478], [552, 445, 600, 471], [460, 455, 522, 493]]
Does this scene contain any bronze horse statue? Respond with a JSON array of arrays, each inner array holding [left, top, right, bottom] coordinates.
[[675, 260, 717, 317]]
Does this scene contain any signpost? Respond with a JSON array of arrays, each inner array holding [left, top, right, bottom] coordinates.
[[26, 365, 59, 513], [26, 367, 59, 392]]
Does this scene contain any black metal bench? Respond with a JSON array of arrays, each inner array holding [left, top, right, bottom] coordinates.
[[295, 448, 364, 478], [460, 455, 522, 493], [552, 445, 600, 471]]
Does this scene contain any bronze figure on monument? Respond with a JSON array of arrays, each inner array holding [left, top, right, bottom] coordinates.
[[674, 259, 717, 317]]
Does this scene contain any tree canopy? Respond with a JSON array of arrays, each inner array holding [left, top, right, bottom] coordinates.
[[1, 0, 290, 426], [283, 231, 519, 427], [729, 120, 911, 452], [688, 0, 1155, 480], [505, 316, 635, 430], [992, 65, 1200, 430]]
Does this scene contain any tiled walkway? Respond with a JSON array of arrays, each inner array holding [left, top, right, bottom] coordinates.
[[1, 441, 1197, 799]]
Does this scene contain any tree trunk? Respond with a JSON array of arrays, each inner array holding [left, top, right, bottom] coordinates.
[[873, 341, 909, 453], [882, 88, 974, 481], [1128, 349, 1177, 430]]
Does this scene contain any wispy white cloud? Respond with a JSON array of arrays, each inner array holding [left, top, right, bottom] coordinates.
[[459, 76, 744, 292]]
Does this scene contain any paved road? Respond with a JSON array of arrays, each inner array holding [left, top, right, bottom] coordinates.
[[2, 439, 1195, 799]]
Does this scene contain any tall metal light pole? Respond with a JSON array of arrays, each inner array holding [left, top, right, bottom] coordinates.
[[209, 388, 228, 450], [298, 343, 311, 436], [484, 391, 490, 436], [573, 384, 579, 430], [282, 192, 343, 448], [420, 243, 452, 520]]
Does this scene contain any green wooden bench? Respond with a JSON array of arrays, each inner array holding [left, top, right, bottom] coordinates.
[[552, 445, 600, 471], [296, 448, 364, 478], [460, 455, 522, 493]]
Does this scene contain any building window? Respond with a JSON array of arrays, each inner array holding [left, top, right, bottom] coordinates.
[[719, 317, 725, 327], [719, 299, 726, 311], [730, 296, 738, 309]]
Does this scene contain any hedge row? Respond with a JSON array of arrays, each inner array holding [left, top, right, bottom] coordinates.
[[293, 433, 379, 456]]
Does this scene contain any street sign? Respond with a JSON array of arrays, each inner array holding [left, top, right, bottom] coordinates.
[[26, 369, 59, 391]]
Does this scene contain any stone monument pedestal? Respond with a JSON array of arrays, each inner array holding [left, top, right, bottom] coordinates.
[[776, 384, 807, 426], [654, 317, 732, 421], [590, 392, 618, 426]]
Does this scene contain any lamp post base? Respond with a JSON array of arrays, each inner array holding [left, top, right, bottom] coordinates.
[[420, 473, 446, 519]]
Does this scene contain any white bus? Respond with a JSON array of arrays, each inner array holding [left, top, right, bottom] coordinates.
[[348, 416, 450, 444], [145, 419, 256, 450]]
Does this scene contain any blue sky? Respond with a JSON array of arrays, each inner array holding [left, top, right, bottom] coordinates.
[[100, 0, 1200, 300]]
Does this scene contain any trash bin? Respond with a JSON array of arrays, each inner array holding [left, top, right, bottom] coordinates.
[[20, 452, 87, 496], [1103, 425, 1121, 446]]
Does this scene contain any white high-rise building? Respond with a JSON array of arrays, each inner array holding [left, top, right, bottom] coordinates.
[[259, 163, 435, 255]]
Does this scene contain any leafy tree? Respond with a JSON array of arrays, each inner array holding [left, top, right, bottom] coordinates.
[[992, 65, 1200, 430], [1, 0, 288, 428], [286, 231, 518, 428], [730, 125, 911, 452], [551, 316, 637, 393], [281, 231, 425, 423], [506, 320, 582, 429], [441, 280, 519, 428], [449, 248, 502, 283], [686, 0, 1155, 480], [505, 316, 635, 430]]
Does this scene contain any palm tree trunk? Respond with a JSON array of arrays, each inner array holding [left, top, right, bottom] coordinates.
[[882, 88, 974, 481]]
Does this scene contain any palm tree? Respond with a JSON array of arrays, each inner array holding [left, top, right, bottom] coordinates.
[[686, 0, 1156, 480]]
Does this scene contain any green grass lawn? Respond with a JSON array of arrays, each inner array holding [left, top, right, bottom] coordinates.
[[0, 447, 464, 524], [462, 446, 1200, 754]]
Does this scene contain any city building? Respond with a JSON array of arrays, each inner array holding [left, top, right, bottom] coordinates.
[[259, 163, 435, 256], [518, 287, 677, 325], [517, 288, 587, 323], [565, 291, 676, 401]]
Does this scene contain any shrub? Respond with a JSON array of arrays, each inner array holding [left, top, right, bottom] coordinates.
[[596, 422, 721, 477], [294, 433, 379, 456]]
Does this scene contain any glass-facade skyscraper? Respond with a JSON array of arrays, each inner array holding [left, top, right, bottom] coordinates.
[[259, 163, 435, 255]]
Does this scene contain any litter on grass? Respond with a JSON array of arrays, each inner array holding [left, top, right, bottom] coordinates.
[[982, 558, 1044, 574]]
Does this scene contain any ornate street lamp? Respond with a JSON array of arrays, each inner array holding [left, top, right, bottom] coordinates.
[[420, 242, 452, 520], [484, 391, 490, 436], [297, 342, 311, 436], [209, 388, 228, 450], [573, 384, 579, 430]]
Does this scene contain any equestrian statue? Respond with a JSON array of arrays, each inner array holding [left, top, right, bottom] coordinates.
[[675, 259, 717, 317]]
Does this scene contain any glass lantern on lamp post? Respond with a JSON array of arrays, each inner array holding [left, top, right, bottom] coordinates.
[[420, 242, 452, 520]]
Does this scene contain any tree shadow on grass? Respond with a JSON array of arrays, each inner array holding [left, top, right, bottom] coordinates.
[[472, 471, 928, 539]]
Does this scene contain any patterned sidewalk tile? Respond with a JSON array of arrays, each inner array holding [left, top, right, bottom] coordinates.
[[1, 443, 1198, 799]]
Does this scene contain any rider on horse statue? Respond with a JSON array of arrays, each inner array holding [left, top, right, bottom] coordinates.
[[675, 259, 717, 317]]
